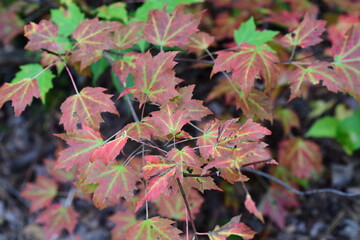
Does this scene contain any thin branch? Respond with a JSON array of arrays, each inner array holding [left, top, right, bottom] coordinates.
[[64, 187, 77, 207], [183, 172, 220, 178], [204, 48, 243, 97], [176, 178, 199, 240], [241, 158, 274, 167], [64, 63, 80, 95], [289, 45, 297, 62], [241, 168, 360, 197], [174, 57, 214, 64], [103, 51, 140, 122]]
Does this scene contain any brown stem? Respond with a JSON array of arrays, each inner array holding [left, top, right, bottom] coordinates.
[[176, 178, 199, 240]]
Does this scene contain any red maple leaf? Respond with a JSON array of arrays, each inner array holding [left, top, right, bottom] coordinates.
[[143, 5, 202, 47], [126, 217, 182, 240], [212, 43, 280, 94], [90, 135, 128, 165], [21, 175, 58, 213], [71, 18, 119, 69], [0, 78, 40, 116], [288, 62, 343, 100], [55, 125, 103, 171], [331, 26, 360, 100], [280, 12, 326, 48], [120, 51, 180, 106], [207, 215, 256, 240], [35, 204, 79, 239], [113, 21, 142, 49], [59, 87, 118, 132], [278, 137, 322, 178], [109, 208, 137, 240], [84, 160, 139, 209], [24, 20, 62, 52]]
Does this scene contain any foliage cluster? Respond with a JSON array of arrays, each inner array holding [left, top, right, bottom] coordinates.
[[0, 0, 359, 239]]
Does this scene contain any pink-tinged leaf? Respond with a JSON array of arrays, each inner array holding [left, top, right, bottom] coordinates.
[[35, 204, 79, 239], [331, 26, 360, 100], [44, 159, 77, 182], [55, 125, 103, 171], [142, 155, 177, 179], [125, 217, 182, 240], [121, 51, 180, 106], [143, 5, 202, 47], [171, 85, 212, 121], [167, 146, 200, 167], [84, 161, 139, 209], [112, 53, 137, 83], [60, 87, 118, 132], [121, 117, 157, 141], [212, 43, 280, 94], [245, 193, 264, 223], [109, 209, 137, 240], [186, 32, 215, 52], [148, 105, 190, 137], [71, 48, 105, 71], [156, 189, 204, 221], [136, 167, 177, 211], [0, 78, 40, 116], [207, 215, 256, 240], [260, 188, 299, 229], [183, 172, 222, 193], [206, 79, 274, 121], [197, 119, 221, 159], [71, 18, 119, 69], [280, 13, 326, 48], [113, 22, 142, 49], [72, 18, 118, 50], [220, 167, 249, 184], [20, 175, 58, 213], [278, 138, 322, 178], [0, 10, 24, 46], [90, 135, 128, 165], [24, 20, 61, 52], [288, 62, 342, 100]]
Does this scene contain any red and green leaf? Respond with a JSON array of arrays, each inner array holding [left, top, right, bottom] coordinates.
[[55, 125, 103, 171], [207, 215, 256, 240], [156, 189, 204, 221], [212, 43, 280, 94], [0, 78, 40, 116], [143, 5, 202, 47], [90, 135, 128, 165], [120, 51, 180, 106], [35, 204, 79, 239], [21, 175, 58, 213], [113, 22, 142, 49], [109, 209, 137, 240], [331, 26, 360, 100], [287, 62, 342, 100], [84, 161, 139, 209], [126, 217, 182, 240], [278, 137, 322, 178], [60, 87, 118, 131], [24, 20, 62, 52], [280, 13, 326, 48]]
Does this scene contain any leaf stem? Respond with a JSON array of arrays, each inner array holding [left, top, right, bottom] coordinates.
[[64, 63, 80, 95], [103, 51, 140, 123], [176, 178, 199, 240]]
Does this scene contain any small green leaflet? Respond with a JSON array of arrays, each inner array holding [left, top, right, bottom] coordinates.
[[306, 116, 339, 138], [234, 17, 279, 47], [12, 64, 55, 103], [97, 2, 128, 24], [133, 0, 203, 22], [51, 3, 84, 37]]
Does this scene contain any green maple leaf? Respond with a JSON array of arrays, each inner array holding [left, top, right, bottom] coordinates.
[[12, 64, 55, 103], [51, 3, 84, 37], [234, 17, 279, 47]]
